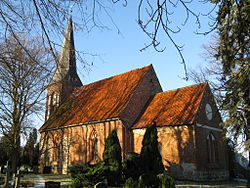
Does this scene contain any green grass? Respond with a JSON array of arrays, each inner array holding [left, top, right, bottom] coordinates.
[[175, 181, 249, 187], [22, 173, 71, 178]]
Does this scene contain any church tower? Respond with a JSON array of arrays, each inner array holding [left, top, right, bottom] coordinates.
[[45, 15, 82, 121]]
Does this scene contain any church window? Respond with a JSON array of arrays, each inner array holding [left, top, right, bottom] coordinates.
[[49, 93, 55, 114], [207, 133, 217, 163], [52, 93, 57, 105], [49, 92, 60, 115], [47, 95, 51, 105], [90, 131, 98, 161], [46, 95, 52, 120], [56, 94, 60, 106], [158, 142, 162, 156]]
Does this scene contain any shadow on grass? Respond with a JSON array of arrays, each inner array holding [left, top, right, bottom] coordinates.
[[176, 180, 250, 188]]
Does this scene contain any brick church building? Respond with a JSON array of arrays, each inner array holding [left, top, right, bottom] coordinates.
[[39, 16, 229, 181]]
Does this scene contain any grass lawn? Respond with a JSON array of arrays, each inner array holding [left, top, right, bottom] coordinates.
[[176, 180, 249, 188], [21, 173, 72, 184], [22, 173, 71, 179]]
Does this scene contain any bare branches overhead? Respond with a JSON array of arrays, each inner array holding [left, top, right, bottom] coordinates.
[[0, 0, 120, 68], [0, 35, 53, 136], [136, 0, 218, 79], [0, 0, 219, 79]]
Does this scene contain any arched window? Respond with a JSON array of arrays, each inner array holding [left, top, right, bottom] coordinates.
[[207, 133, 217, 163], [52, 92, 57, 105], [48, 92, 60, 115], [158, 142, 162, 156], [49, 93, 55, 114], [90, 131, 98, 161]]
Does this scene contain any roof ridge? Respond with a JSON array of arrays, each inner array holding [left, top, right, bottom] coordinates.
[[158, 82, 208, 95], [73, 64, 153, 92]]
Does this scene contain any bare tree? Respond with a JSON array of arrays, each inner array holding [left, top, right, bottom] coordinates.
[[0, 0, 120, 66], [0, 0, 219, 79], [0, 34, 53, 187], [188, 36, 226, 110]]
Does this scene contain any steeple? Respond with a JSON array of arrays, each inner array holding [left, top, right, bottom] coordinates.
[[45, 15, 82, 121], [50, 15, 82, 87]]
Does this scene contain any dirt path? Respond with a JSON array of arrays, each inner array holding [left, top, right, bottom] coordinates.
[[20, 175, 45, 187]]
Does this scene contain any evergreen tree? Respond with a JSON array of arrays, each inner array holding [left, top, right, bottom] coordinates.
[[189, 0, 250, 165], [214, 0, 250, 164], [140, 123, 164, 175], [103, 129, 122, 186], [123, 152, 143, 180], [22, 129, 39, 169]]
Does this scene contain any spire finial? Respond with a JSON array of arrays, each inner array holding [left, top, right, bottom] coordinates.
[[69, 5, 73, 17]]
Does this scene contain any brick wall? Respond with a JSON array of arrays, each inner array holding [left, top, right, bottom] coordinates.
[[133, 122, 229, 181], [39, 119, 129, 174], [195, 86, 229, 173], [120, 66, 162, 128], [133, 125, 196, 164]]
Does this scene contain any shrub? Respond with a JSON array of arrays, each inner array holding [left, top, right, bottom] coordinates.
[[71, 174, 85, 188], [85, 162, 107, 185], [123, 177, 138, 188], [103, 129, 122, 186], [68, 163, 91, 178], [138, 173, 158, 188], [140, 123, 164, 175], [70, 162, 107, 187], [122, 152, 142, 180], [157, 174, 175, 188]]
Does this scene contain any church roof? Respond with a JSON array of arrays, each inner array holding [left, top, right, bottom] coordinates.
[[40, 65, 153, 131], [132, 83, 208, 129]]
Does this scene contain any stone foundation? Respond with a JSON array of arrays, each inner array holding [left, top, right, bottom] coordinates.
[[194, 170, 229, 181], [166, 167, 229, 181]]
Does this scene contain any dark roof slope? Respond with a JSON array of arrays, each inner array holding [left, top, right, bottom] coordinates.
[[50, 16, 82, 87], [40, 65, 153, 131], [132, 83, 208, 129]]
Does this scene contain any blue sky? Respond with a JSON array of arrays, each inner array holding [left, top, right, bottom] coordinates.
[[69, 1, 216, 92]]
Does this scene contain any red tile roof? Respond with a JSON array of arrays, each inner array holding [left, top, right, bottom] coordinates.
[[132, 83, 208, 129], [40, 65, 153, 131]]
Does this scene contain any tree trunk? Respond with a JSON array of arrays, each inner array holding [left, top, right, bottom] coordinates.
[[245, 91, 250, 168], [3, 161, 12, 188], [14, 169, 21, 188], [3, 142, 20, 188]]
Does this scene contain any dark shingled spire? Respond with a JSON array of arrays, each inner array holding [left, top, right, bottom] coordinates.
[[50, 15, 82, 87]]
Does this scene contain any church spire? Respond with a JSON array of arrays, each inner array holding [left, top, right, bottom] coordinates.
[[50, 15, 82, 87], [45, 15, 82, 121]]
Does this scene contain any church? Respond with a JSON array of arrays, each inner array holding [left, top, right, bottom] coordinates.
[[39, 16, 229, 181]]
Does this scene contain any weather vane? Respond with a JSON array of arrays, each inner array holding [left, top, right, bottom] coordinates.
[[69, 5, 73, 15], [69, 2, 75, 15]]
